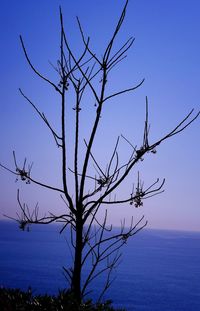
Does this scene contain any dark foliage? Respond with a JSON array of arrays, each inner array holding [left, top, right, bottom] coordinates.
[[0, 287, 126, 311]]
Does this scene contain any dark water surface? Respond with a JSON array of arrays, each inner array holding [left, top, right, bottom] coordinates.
[[0, 221, 200, 310]]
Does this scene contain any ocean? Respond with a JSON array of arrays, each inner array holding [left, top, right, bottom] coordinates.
[[0, 220, 200, 310]]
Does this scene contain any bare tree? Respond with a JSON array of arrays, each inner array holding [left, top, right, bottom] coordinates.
[[0, 0, 199, 304]]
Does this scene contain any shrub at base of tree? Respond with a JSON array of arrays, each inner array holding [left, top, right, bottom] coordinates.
[[0, 287, 126, 311]]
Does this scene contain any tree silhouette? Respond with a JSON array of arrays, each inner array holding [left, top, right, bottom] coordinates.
[[1, 0, 199, 304]]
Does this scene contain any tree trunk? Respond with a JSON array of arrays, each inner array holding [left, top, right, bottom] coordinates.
[[71, 214, 83, 303]]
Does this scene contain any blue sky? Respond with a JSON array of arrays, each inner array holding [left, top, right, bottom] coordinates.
[[0, 0, 199, 232]]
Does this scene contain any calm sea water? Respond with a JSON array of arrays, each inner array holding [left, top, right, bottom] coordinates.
[[0, 220, 200, 310]]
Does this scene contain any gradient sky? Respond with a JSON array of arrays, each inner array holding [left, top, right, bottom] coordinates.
[[0, 0, 199, 232]]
